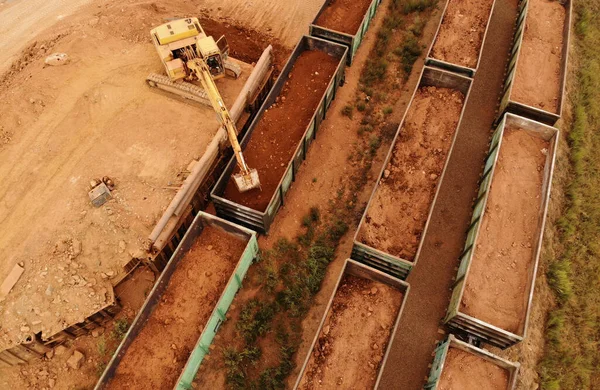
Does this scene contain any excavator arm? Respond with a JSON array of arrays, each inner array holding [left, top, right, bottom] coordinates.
[[187, 58, 261, 192]]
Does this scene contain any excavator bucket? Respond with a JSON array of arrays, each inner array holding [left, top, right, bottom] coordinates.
[[233, 168, 261, 193]]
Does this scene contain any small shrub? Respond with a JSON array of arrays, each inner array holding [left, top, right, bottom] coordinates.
[[361, 58, 389, 87], [383, 106, 393, 115], [369, 135, 382, 155], [342, 104, 353, 119], [394, 33, 422, 76], [356, 101, 367, 112], [328, 218, 349, 242], [96, 361, 108, 378], [401, 0, 435, 14], [111, 318, 129, 340], [410, 15, 426, 37], [97, 336, 107, 356]]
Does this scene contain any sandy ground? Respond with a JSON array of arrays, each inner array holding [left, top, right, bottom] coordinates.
[[107, 226, 247, 389], [0, 9, 251, 351], [431, 0, 495, 69], [223, 50, 340, 211], [315, 0, 375, 35], [0, 0, 94, 73], [512, 0, 565, 112], [358, 87, 465, 261], [438, 347, 510, 390], [297, 274, 402, 389], [462, 128, 547, 334]]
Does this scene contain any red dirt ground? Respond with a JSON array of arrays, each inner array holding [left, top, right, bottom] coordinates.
[[106, 226, 247, 389], [222, 50, 339, 211], [357, 86, 465, 261], [438, 347, 510, 390], [461, 128, 548, 334], [315, 0, 375, 35], [297, 274, 403, 389]]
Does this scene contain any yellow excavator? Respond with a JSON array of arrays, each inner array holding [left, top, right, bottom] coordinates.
[[147, 18, 261, 192]]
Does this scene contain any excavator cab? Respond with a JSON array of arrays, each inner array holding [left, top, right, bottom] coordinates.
[[205, 54, 224, 77]]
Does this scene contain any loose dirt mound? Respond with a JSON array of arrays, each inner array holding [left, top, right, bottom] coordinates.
[[512, 0, 565, 112], [107, 226, 247, 389], [431, 0, 495, 69], [297, 274, 403, 389], [358, 87, 464, 261], [197, 0, 325, 47], [315, 0, 374, 35], [223, 50, 339, 211], [461, 128, 548, 334], [438, 347, 510, 390]]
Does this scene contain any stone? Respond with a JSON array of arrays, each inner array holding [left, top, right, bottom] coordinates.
[[44, 53, 69, 66], [45, 349, 55, 359], [20, 325, 30, 332], [72, 239, 82, 258], [370, 287, 378, 295], [118, 241, 126, 253], [49, 378, 56, 388], [54, 345, 68, 356], [429, 173, 438, 180], [66, 350, 84, 369], [91, 327, 105, 338], [323, 325, 330, 335], [45, 285, 54, 296]]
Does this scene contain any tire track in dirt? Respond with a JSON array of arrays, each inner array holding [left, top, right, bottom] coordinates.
[[377, 0, 519, 388]]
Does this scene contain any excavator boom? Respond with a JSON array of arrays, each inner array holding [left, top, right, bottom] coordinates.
[[187, 57, 261, 193]]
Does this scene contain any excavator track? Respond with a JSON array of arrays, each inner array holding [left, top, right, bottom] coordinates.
[[224, 59, 242, 79], [146, 73, 211, 106]]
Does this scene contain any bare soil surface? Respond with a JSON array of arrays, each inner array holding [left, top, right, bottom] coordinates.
[[358, 87, 465, 261], [378, 0, 520, 388], [512, 0, 565, 112], [461, 128, 547, 334], [197, 0, 325, 47], [438, 347, 510, 390], [0, 0, 93, 73], [107, 226, 247, 389], [222, 51, 340, 211], [315, 0, 374, 35], [113, 266, 156, 311], [431, 0, 495, 69], [0, 0, 282, 352], [297, 274, 403, 389]]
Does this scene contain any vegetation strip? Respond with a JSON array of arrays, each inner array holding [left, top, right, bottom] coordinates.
[[541, 1, 600, 388], [193, 0, 437, 387]]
